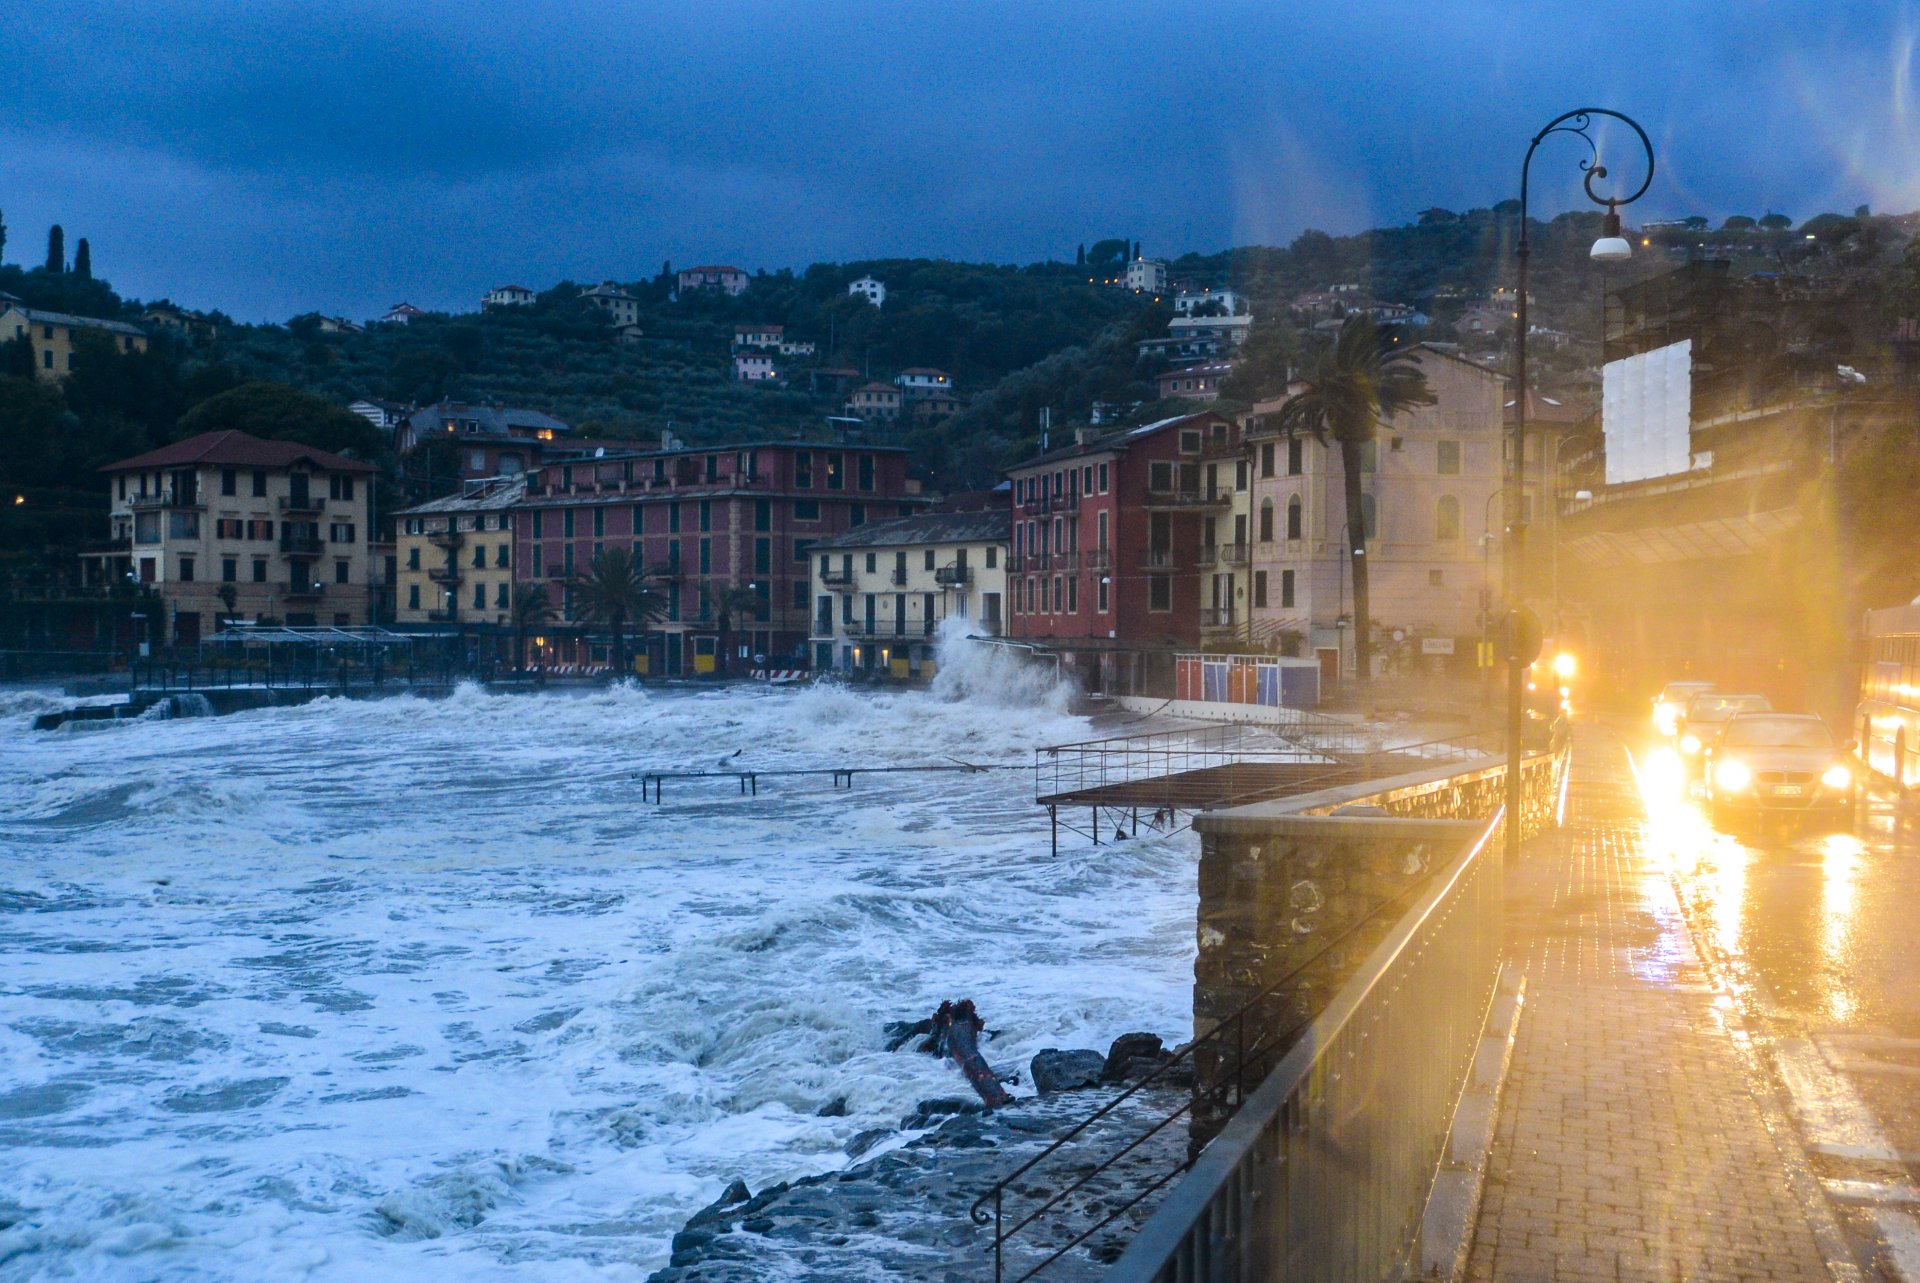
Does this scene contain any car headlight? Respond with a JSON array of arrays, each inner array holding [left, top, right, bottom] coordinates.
[[1655, 705, 1678, 734], [1714, 760, 1752, 792], [1821, 763, 1852, 790], [1681, 734, 1702, 755]]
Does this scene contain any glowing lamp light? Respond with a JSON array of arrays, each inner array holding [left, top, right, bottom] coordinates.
[[1821, 763, 1853, 791], [1681, 734, 1702, 755], [1591, 206, 1633, 262], [1551, 652, 1577, 680], [1714, 760, 1753, 792]]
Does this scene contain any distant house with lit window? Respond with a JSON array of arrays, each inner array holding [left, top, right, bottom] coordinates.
[[0, 301, 147, 380], [733, 351, 780, 383], [401, 401, 571, 479], [677, 265, 749, 296], [1156, 361, 1236, 402]]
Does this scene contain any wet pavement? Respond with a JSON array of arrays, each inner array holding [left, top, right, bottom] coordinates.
[[1626, 721, 1920, 1279]]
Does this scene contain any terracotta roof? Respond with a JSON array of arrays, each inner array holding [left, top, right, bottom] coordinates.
[[854, 381, 897, 394], [102, 430, 378, 474], [812, 509, 1010, 550], [681, 265, 745, 275]]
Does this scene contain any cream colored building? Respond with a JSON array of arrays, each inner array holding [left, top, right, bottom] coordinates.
[[393, 477, 525, 627], [1242, 346, 1521, 679], [84, 430, 377, 641], [809, 509, 1009, 677], [1, 301, 147, 379]]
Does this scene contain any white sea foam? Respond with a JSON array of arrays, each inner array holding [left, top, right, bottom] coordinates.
[[0, 666, 1197, 1280]]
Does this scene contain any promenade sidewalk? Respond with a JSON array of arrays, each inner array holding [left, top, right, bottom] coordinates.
[[1464, 728, 1844, 1282]]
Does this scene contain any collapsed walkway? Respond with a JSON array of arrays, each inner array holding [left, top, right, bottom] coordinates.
[[1466, 729, 1846, 1281]]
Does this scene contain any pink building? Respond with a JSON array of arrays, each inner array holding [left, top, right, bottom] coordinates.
[[513, 440, 924, 674]]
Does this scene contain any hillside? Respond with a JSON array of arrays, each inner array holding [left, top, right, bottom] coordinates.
[[1, 206, 1909, 585]]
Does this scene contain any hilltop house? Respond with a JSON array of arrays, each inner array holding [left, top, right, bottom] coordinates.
[[379, 303, 426, 325], [402, 401, 571, 479], [140, 302, 217, 341], [484, 284, 536, 309], [733, 351, 780, 383], [677, 266, 748, 297], [316, 315, 363, 334], [1125, 258, 1168, 293], [0, 302, 147, 380], [848, 382, 902, 422], [349, 398, 415, 432], [848, 275, 886, 307], [581, 282, 641, 327]]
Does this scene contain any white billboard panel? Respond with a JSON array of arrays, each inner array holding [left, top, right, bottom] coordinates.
[[1602, 338, 1692, 486]]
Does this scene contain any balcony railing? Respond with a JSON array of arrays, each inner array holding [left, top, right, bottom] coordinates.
[[820, 571, 856, 590], [283, 582, 325, 601], [1007, 555, 1033, 574], [889, 568, 910, 586], [1199, 606, 1237, 629], [934, 564, 972, 587], [1084, 549, 1113, 573], [427, 528, 464, 547], [278, 533, 324, 555], [278, 493, 324, 513], [1050, 550, 1081, 572], [1142, 486, 1232, 511], [427, 565, 462, 583], [1197, 542, 1250, 568], [128, 489, 201, 510], [1140, 548, 1179, 572]]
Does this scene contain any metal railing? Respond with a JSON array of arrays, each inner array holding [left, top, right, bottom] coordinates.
[[1198, 606, 1236, 629], [132, 656, 462, 693], [1035, 718, 1495, 804], [278, 494, 324, 512], [1141, 548, 1179, 572], [935, 564, 972, 586], [1107, 807, 1509, 1283]]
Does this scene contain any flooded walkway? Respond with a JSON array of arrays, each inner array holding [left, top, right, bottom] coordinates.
[[1466, 728, 1849, 1282]]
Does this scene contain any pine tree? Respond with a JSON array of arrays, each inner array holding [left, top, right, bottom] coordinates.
[[46, 225, 64, 273], [0, 209, 8, 265], [1076, 244, 1086, 266], [73, 238, 91, 280]]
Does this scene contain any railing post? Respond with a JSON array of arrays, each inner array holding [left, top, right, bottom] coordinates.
[[994, 1187, 1004, 1283]]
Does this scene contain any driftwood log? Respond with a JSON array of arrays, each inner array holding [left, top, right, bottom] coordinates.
[[887, 999, 1012, 1110]]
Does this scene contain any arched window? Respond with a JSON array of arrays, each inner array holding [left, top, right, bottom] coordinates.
[[1259, 499, 1275, 542], [1286, 495, 1303, 541], [1436, 495, 1461, 541]]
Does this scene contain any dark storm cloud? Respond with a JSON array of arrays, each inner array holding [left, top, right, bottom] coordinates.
[[5, 0, 1915, 319]]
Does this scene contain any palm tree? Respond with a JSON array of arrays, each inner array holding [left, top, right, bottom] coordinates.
[[1274, 315, 1435, 685], [701, 581, 765, 675], [509, 581, 553, 676], [570, 548, 666, 676]]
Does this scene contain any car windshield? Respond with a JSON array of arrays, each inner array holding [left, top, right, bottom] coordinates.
[[1686, 694, 1771, 723], [1720, 717, 1832, 749], [1660, 683, 1713, 702]]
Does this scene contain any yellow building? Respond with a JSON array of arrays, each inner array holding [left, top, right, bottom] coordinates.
[[810, 508, 1010, 677], [1, 300, 147, 379], [394, 477, 525, 627]]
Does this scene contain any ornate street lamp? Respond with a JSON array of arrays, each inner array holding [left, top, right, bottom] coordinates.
[[1504, 108, 1654, 862]]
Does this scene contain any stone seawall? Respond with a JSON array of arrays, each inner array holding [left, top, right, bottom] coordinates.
[[1187, 750, 1563, 1141]]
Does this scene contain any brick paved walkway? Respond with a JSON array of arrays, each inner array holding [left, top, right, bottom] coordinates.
[[1465, 728, 1841, 1282]]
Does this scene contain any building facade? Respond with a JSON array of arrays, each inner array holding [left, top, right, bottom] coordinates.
[[1243, 347, 1510, 683], [677, 266, 749, 296], [848, 275, 886, 307], [484, 285, 536, 308], [581, 282, 641, 327], [1125, 258, 1168, 293], [1157, 361, 1235, 402], [393, 477, 525, 628], [401, 401, 571, 480], [86, 431, 378, 640], [0, 301, 147, 379], [512, 440, 925, 674], [808, 509, 1009, 677], [1004, 412, 1240, 685], [848, 381, 902, 421]]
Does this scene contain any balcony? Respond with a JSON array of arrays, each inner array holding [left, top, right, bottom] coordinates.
[[1019, 494, 1054, 516], [1196, 542, 1250, 568], [1140, 548, 1179, 572], [820, 570, 856, 590], [1198, 436, 1244, 461], [1006, 555, 1031, 574], [428, 528, 464, 548], [934, 564, 972, 587], [427, 609, 459, 622], [279, 493, 325, 514], [427, 565, 462, 584], [128, 489, 201, 510], [890, 568, 909, 586], [1050, 551, 1080, 572], [279, 533, 324, 555], [283, 582, 325, 601], [1142, 486, 1232, 513], [1199, 606, 1238, 630], [1084, 549, 1113, 573]]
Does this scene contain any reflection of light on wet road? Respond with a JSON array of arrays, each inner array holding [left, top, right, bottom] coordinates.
[[1631, 744, 1746, 969], [1821, 833, 1864, 1023]]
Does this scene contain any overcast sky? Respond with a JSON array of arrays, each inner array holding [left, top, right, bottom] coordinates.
[[6, 1, 1916, 321]]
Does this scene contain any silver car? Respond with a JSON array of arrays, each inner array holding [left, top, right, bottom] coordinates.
[[1702, 712, 1856, 833]]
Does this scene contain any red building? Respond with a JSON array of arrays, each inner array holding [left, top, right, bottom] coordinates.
[[514, 440, 923, 674], [1004, 411, 1241, 686]]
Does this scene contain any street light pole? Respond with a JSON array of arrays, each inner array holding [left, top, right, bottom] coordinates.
[[1505, 108, 1654, 863]]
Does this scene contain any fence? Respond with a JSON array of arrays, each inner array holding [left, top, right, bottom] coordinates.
[[1104, 802, 1509, 1282], [132, 656, 462, 693]]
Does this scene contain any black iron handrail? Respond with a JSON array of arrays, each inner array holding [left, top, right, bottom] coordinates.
[[969, 859, 1446, 1283]]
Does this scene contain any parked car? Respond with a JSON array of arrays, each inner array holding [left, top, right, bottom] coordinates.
[[1653, 680, 1716, 737], [1676, 692, 1773, 775], [1701, 712, 1856, 833]]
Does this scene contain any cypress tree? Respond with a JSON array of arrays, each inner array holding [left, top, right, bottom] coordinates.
[[46, 224, 64, 272], [1076, 244, 1086, 266], [0, 208, 7, 265], [73, 238, 92, 280]]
